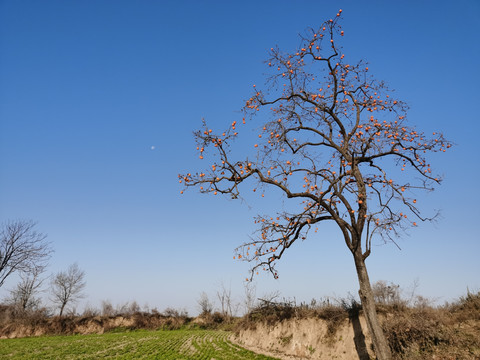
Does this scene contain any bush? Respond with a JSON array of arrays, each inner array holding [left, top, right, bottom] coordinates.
[[381, 291, 480, 359], [383, 307, 450, 357], [448, 289, 480, 321]]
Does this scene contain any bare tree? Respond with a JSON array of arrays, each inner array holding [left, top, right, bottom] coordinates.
[[50, 263, 86, 316], [197, 291, 214, 315], [8, 266, 45, 311], [180, 10, 451, 360], [101, 300, 114, 316], [0, 220, 52, 288], [243, 282, 257, 315], [216, 282, 236, 318], [372, 280, 402, 305], [82, 303, 100, 317]]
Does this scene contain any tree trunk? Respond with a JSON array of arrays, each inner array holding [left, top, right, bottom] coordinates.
[[59, 303, 66, 317], [353, 252, 392, 360]]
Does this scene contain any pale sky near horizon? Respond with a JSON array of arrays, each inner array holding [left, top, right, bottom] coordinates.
[[1, 0, 479, 315]]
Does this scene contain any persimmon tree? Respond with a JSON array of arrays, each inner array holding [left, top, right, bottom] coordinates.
[[179, 10, 450, 360]]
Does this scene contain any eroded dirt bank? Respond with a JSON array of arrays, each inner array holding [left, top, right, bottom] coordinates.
[[0, 313, 188, 339], [233, 316, 374, 360]]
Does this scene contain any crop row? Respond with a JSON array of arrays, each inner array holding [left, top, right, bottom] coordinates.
[[0, 329, 279, 359]]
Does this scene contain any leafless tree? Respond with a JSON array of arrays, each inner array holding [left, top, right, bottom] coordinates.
[[163, 307, 189, 318], [243, 282, 257, 315], [197, 291, 214, 315], [82, 303, 100, 317], [8, 266, 45, 311], [112, 300, 141, 315], [180, 10, 451, 360], [50, 263, 86, 316], [101, 300, 114, 316], [0, 220, 52, 288], [127, 301, 140, 315], [216, 282, 238, 318], [216, 283, 229, 316], [372, 280, 402, 305]]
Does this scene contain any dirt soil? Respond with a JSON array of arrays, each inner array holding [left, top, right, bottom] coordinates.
[[233, 316, 374, 360], [0, 315, 137, 339]]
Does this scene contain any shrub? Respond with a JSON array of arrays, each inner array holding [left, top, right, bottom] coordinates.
[[448, 289, 480, 321]]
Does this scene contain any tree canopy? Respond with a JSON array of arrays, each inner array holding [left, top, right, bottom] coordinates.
[[180, 11, 451, 280]]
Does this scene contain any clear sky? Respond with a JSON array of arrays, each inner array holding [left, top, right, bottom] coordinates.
[[1, 0, 479, 315]]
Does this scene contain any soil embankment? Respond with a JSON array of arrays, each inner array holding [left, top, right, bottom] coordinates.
[[233, 316, 373, 360], [0, 312, 188, 339]]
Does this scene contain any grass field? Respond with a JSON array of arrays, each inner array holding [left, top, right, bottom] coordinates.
[[0, 329, 279, 359]]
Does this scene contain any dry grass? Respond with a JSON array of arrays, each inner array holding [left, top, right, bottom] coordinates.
[[235, 297, 353, 339], [235, 290, 480, 359], [383, 290, 480, 359]]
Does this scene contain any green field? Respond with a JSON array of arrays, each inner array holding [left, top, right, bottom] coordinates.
[[0, 329, 279, 359]]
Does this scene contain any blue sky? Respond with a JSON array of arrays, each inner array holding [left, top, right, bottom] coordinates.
[[1, 0, 479, 315]]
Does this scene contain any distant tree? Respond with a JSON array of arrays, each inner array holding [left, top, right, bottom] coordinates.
[[179, 10, 451, 360], [243, 282, 257, 315], [216, 282, 238, 318], [163, 307, 189, 318], [101, 300, 114, 316], [372, 280, 401, 305], [197, 291, 214, 315], [8, 266, 45, 311], [0, 220, 52, 288], [114, 300, 141, 315], [82, 303, 100, 317], [50, 263, 86, 316], [127, 301, 140, 315]]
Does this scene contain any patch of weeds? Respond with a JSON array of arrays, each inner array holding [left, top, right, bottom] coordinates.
[[278, 334, 292, 346], [317, 305, 348, 339], [106, 326, 131, 333]]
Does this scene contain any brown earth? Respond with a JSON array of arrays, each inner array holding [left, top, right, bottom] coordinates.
[[233, 316, 374, 360], [232, 308, 480, 360], [0, 312, 188, 339]]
